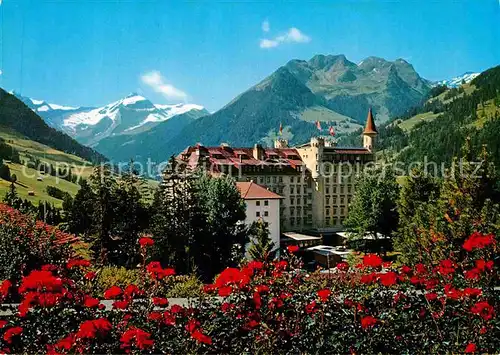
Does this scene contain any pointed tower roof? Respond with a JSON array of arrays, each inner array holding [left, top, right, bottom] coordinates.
[[363, 108, 378, 134]]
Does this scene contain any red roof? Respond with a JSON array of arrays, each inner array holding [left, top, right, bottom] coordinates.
[[178, 145, 304, 170], [236, 182, 282, 200], [363, 108, 378, 134]]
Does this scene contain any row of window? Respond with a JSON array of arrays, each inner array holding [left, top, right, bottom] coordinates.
[[325, 217, 346, 226], [255, 200, 269, 206], [325, 185, 352, 194], [255, 211, 269, 217], [325, 196, 352, 205], [325, 206, 347, 216]]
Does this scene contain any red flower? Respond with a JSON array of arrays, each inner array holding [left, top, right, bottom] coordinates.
[[221, 302, 235, 313], [317, 289, 331, 302], [0, 280, 11, 300], [218, 286, 232, 297], [0, 320, 7, 329], [360, 316, 377, 329], [191, 329, 212, 345], [170, 305, 183, 314], [19, 270, 63, 293], [163, 311, 176, 326], [425, 293, 438, 301], [54, 334, 75, 351], [444, 284, 462, 300], [463, 232, 495, 252], [146, 262, 176, 280], [363, 254, 383, 268], [471, 301, 495, 321], [465, 343, 477, 353], [76, 318, 111, 339], [139, 237, 154, 247], [113, 300, 130, 309], [305, 301, 317, 314], [475, 259, 494, 271], [247, 261, 264, 270], [360, 273, 377, 285], [463, 288, 482, 297], [120, 327, 154, 350], [66, 258, 91, 269], [148, 312, 163, 322], [465, 268, 481, 280], [152, 297, 169, 306], [437, 259, 456, 276], [124, 284, 142, 299], [255, 285, 270, 294], [215, 268, 250, 289], [336, 262, 349, 271], [3, 326, 23, 344], [103, 286, 122, 299], [84, 272, 97, 281], [186, 319, 200, 333], [400, 265, 412, 274], [287, 245, 299, 253], [253, 292, 262, 309], [83, 296, 101, 308], [379, 272, 397, 286]]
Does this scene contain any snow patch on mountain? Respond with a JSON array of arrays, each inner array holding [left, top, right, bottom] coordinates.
[[436, 72, 480, 88]]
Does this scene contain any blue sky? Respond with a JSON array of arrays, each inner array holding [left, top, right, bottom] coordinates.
[[0, 0, 499, 112]]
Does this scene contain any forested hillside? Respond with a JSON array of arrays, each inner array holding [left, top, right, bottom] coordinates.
[[340, 65, 500, 169]]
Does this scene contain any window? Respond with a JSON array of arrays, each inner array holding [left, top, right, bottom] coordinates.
[[279, 176, 283, 183], [264, 200, 269, 206], [290, 186, 294, 194], [256, 201, 260, 206], [326, 197, 330, 205], [341, 207, 345, 215], [290, 218, 295, 226], [333, 196, 337, 204], [333, 186, 337, 193], [303, 197, 307, 205], [341, 197, 345, 204], [326, 178, 330, 184], [264, 211, 269, 217], [297, 186, 301, 194], [290, 207, 295, 215], [297, 206, 302, 215], [256, 211, 260, 217], [279, 187, 284, 194], [326, 187, 330, 194], [266, 176, 271, 183], [326, 208, 330, 216], [297, 177, 301, 183], [290, 176, 294, 183], [333, 217, 338, 225], [341, 186, 345, 193], [259, 177, 264, 184], [273, 176, 277, 183], [290, 197, 295, 205], [348, 185, 352, 193], [333, 207, 337, 215]]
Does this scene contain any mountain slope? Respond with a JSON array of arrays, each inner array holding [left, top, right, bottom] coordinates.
[[371, 65, 500, 167], [161, 54, 430, 159], [0, 89, 106, 163], [15, 92, 208, 147], [94, 108, 208, 164], [436, 72, 480, 88]]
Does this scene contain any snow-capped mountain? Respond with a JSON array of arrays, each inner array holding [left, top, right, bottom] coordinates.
[[13, 92, 208, 146], [435, 72, 480, 88]]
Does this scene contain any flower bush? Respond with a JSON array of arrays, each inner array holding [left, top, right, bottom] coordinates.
[[0, 227, 497, 354]]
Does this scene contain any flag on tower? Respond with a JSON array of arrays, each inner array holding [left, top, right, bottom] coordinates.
[[329, 126, 335, 136], [315, 120, 322, 131], [279, 122, 283, 136]]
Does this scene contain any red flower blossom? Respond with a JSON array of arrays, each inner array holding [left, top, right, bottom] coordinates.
[[255, 285, 270, 294], [379, 272, 397, 286], [146, 262, 175, 280], [463, 288, 482, 297], [120, 327, 154, 350], [400, 265, 412, 274], [475, 259, 494, 271], [464, 268, 481, 281], [3, 326, 23, 344], [84, 272, 97, 281], [363, 254, 383, 268], [203, 284, 217, 293], [152, 297, 169, 306], [186, 319, 200, 333], [163, 311, 176, 326], [465, 343, 477, 353], [247, 261, 264, 270], [444, 284, 462, 300], [139, 237, 154, 247], [287, 245, 299, 253], [113, 300, 130, 309], [218, 286, 232, 297], [54, 334, 75, 351], [305, 301, 317, 314], [360, 316, 377, 329], [191, 329, 212, 345], [317, 289, 331, 302], [437, 259, 456, 276], [103, 286, 122, 299], [83, 296, 101, 308], [0, 320, 7, 329], [463, 232, 495, 252], [425, 293, 438, 301], [124, 284, 142, 299], [148, 312, 163, 322], [471, 301, 495, 321], [336, 262, 349, 271], [0, 280, 11, 300], [360, 273, 377, 284], [221, 302, 235, 313], [19, 270, 63, 293], [76, 318, 112, 339], [170, 305, 183, 314], [66, 258, 91, 269], [253, 292, 262, 309], [215, 268, 250, 289]]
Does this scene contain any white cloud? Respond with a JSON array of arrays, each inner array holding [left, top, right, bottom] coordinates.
[[140, 71, 188, 101], [0, 69, 2, 76], [259, 27, 311, 49], [261, 20, 270, 32]]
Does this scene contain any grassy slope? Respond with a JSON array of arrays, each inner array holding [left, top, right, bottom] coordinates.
[[0, 127, 94, 207]]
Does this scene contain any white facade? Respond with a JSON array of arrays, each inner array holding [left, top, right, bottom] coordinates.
[[244, 198, 281, 251]]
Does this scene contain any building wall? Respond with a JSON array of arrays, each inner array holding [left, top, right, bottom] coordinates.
[[235, 174, 312, 232], [244, 198, 280, 249]]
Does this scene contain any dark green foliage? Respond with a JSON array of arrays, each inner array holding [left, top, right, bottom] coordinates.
[[0, 162, 10, 181], [46, 185, 72, 200], [247, 219, 275, 261], [344, 167, 400, 244], [0, 88, 106, 163], [428, 84, 448, 98]]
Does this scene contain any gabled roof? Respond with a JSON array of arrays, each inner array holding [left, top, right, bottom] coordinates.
[[236, 182, 282, 200], [363, 108, 378, 134]]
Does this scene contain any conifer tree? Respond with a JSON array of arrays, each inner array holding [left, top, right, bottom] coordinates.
[[247, 219, 275, 261]]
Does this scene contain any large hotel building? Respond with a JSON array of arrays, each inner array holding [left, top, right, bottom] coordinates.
[[175, 109, 377, 233]]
